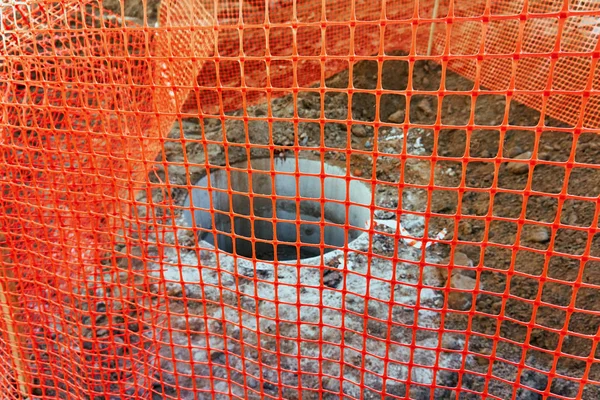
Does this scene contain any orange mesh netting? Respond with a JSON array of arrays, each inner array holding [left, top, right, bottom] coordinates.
[[0, 0, 600, 399]]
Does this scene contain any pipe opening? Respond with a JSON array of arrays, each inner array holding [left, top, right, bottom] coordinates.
[[183, 157, 371, 261]]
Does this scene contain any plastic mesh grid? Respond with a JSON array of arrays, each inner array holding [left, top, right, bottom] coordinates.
[[0, 0, 600, 399]]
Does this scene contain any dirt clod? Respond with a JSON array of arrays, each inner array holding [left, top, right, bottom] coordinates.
[[417, 98, 433, 114], [323, 269, 343, 288], [448, 274, 477, 310]]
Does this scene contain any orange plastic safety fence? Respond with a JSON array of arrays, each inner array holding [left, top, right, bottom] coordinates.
[[0, 0, 599, 399]]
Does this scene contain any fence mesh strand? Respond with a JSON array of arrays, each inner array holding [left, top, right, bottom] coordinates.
[[0, 0, 599, 399]]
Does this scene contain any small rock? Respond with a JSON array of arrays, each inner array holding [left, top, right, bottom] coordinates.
[[526, 227, 550, 243], [388, 109, 405, 123], [566, 213, 578, 226], [188, 318, 206, 333], [221, 273, 235, 287], [96, 329, 109, 337], [364, 139, 373, 149], [253, 107, 267, 117], [514, 150, 532, 160], [208, 320, 224, 334], [451, 274, 477, 291], [166, 283, 183, 297], [353, 168, 363, 177], [422, 77, 430, 87], [417, 99, 433, 114], [248, 378, 260, 389], [230, 327, 241, 340], [538, 152, 550, 160], [506, 151, 532, 174], [323, 269, 343, 288], [476, 356, 490, 366], [210, 351, 227, 365], [240, 296, 257, 312], [374, 209, 395, 219], [95, 302, 106, 313], [185, 285, 203, 299], [441, 334, 463, 351], [507, 146, 524, 158], [453, 251, 473, 267], [298, 97, 309, 109], [352, 125, 368, 137], [82, 340, 94, 350]]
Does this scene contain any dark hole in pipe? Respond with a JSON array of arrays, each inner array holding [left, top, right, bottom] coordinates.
[[183, 158, 370, 261]]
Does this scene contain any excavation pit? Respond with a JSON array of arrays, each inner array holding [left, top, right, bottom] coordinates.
[[183, 157, 371, 261]]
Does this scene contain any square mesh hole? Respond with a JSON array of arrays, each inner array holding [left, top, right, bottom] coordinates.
[[437, 129, 466, 157], [441, 95, 471, 125], [409, 95, 438, 124]]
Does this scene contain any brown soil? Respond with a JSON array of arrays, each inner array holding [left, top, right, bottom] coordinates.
[[327, 57, 600, 400], [147, 55, 600, 399]]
